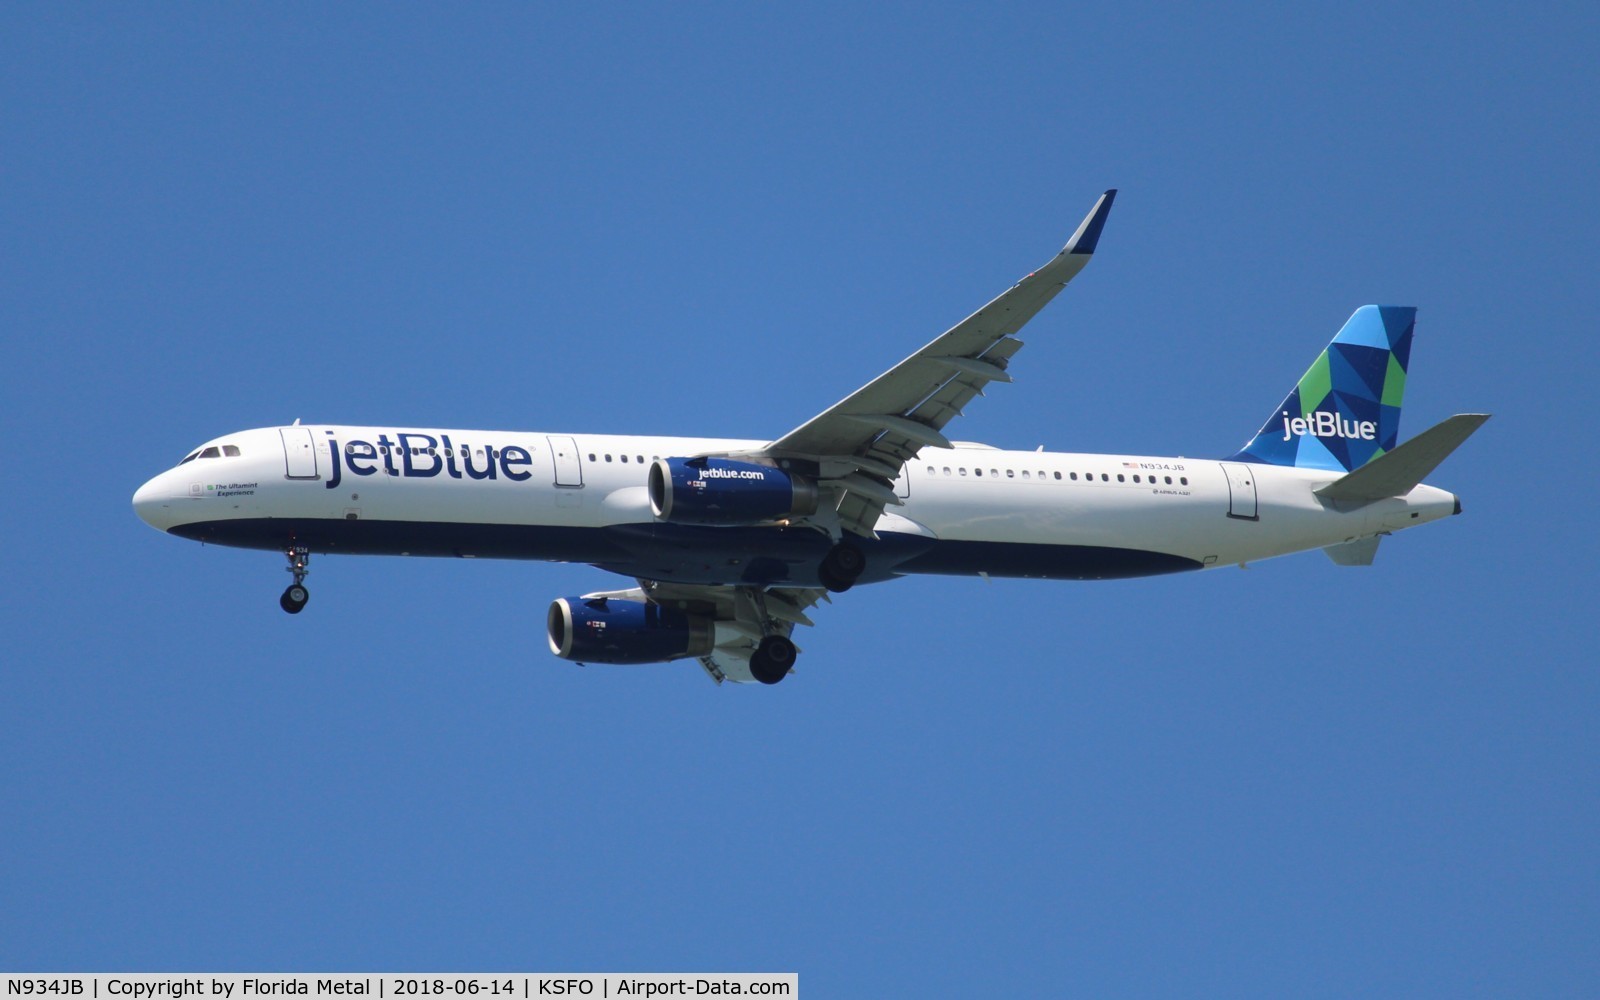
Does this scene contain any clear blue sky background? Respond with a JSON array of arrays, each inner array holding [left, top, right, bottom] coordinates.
[[3, 4, 1595, 995]]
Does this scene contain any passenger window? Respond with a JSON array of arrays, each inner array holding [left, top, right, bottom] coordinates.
[[1007, 469, 1015, 478], [974, 468, 982, 477], [1054, 472, 1062, 480], [620, 455, 628, 463], [588, 453, 596, 461], [1117, 474, 1125, 482], [1021, 471, 1030, 480], [1180, 477, 1189, 485], [1101, 473, 1109, 481], [959, 468, 967, 476], [638, 456, 645, 464], [943, 467, 951, 476], [605, 454, 613, 462], [990, 469, 998, 478], [1165, 476, 1172, 484], [1070, 472, 1077, 481]]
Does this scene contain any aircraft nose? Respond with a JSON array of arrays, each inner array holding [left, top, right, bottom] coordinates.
[[133, 474, 175, 531]]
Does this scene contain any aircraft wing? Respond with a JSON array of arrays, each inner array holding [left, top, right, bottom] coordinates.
[[762, 189, 1116, 537]]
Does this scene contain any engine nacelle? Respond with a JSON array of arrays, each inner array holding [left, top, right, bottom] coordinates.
[[648, 457, 818, 526], [547, 595, 714, 665]]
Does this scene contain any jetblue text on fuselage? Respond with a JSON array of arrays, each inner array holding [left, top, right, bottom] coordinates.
[[322, 432, 535, 489], [696, 467, 767, 480], [1279, 411, 1377, 443]]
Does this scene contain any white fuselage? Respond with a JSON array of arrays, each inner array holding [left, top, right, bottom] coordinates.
[[133, 424, 1459, 585]]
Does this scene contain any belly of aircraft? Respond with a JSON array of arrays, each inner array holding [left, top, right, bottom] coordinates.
[[168, 515, 1200, 586]]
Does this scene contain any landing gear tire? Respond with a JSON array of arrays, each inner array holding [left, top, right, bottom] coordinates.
[[818, 542, 866, 593], [750, 634, 797, 685], [281, 546, 311, 614]]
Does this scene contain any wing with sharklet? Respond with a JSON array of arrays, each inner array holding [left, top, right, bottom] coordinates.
[[759, 189, 1116, 538]]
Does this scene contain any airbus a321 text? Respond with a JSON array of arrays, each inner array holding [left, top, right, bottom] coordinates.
[[134, 191, 1488, 684]]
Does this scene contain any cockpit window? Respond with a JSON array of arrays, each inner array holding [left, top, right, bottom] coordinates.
[[198, 446, 221, 459], [222, 445, 241, 457], [179, 449, 201, 465]]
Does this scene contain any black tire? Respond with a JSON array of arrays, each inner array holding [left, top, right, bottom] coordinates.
[[280, 585, 308, 614], [749, 634, 797, 685], [817, 565, 853, 593], [819, 542, 866, 593]]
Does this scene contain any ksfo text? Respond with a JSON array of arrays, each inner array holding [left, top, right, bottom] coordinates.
[[540, 981, 785, 996]]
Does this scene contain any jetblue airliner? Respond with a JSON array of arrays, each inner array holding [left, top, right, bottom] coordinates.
[[133, 191, 1487, 684]]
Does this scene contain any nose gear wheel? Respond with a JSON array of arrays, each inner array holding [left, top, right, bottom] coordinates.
[[280, 547, 310, 614]]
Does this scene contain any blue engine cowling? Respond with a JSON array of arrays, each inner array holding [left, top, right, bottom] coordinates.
[[648, 457, 818, 526], [546, 595, 714, 665]]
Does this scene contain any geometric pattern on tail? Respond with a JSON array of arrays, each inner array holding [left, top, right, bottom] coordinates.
[[1228, 305, 1415, 472]]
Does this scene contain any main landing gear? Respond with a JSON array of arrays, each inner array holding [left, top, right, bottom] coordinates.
[[749, 634, 798, 685], [279, 547, 310, 614], [818, 541, 866, 593]]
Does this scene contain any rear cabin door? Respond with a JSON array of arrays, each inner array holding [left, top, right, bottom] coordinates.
[[280, 427, 319, 479], [1220, 462, 1258, 520], [547, 436, 583, 487]]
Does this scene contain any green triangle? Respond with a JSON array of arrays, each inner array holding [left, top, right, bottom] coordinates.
[[1381, 352, 1407, 408], [1298, 351, 1332, 415]]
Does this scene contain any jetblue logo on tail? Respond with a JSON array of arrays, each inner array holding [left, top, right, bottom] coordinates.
[[1280, 411, 1376, 443], [1229, 305, 1415, 473]]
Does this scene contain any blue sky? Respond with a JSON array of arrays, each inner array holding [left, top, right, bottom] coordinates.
[[3, 3, 1595, 995]]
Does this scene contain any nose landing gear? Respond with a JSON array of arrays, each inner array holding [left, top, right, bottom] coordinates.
[[280, 547, 310, 614]]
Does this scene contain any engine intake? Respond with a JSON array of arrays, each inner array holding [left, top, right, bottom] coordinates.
[[648, 457, 817, 526], [547, 595, 714, 665]]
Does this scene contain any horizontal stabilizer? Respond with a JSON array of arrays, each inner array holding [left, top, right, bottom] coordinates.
[[1323, 536, 1381, 566], [1315, 413, 1490, 504]]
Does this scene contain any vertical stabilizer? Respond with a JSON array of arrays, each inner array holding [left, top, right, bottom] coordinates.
[[1229, 306, 1414, 472]]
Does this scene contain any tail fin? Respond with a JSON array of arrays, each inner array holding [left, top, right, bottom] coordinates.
[[1228, 305, 1415, 472]]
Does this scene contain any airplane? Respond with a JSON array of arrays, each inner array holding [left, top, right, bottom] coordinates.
[[132, 190, 1488, 685]]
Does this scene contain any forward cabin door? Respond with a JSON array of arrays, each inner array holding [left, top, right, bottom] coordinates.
[[279, 427, 319, 479], [1220, 462, 1258, 520]]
